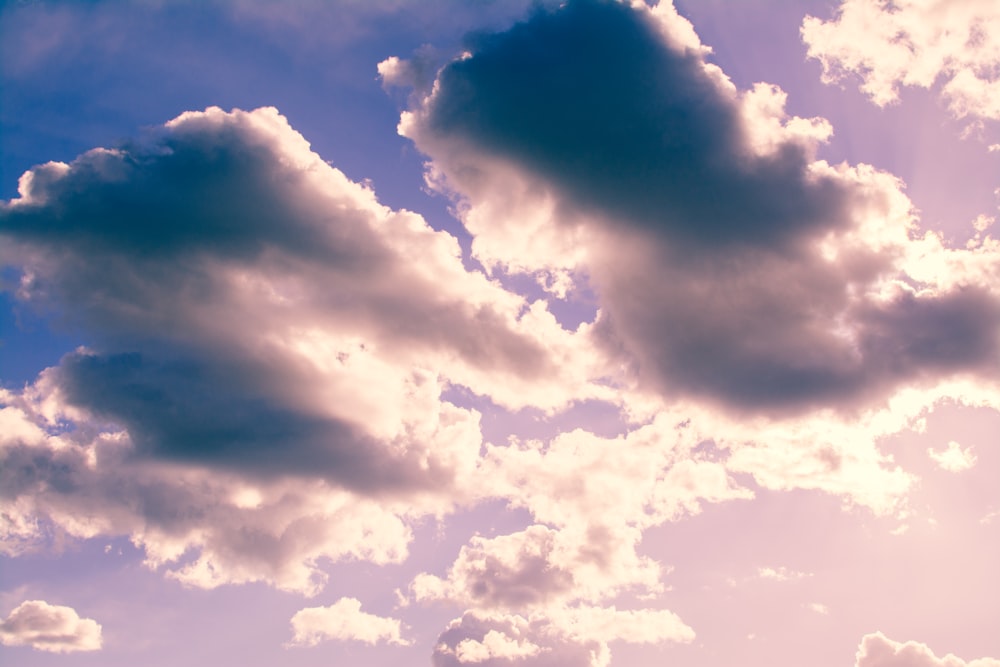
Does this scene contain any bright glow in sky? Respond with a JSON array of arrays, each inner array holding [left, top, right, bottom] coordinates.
[[1, 1, 998, 666]]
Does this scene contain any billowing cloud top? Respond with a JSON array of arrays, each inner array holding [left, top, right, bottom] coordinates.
[[2, 1, 1000, 665], [803, 0, 1000, 122], [0, 105, 603, 492], [399, 0, 1000, 414], [0, 600, 102, 653]]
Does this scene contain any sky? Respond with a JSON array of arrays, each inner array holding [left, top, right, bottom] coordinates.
[[0, 1, 998, 665]]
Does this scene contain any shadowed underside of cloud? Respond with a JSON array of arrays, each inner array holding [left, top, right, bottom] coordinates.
[[0, 600, 102, 653], [0, 105, 599, 493], [425, 0, 850, 248], [400, 0, 1000, 414]]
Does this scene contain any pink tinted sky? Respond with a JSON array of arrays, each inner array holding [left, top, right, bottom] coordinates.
[[1, 1, 998, 666]]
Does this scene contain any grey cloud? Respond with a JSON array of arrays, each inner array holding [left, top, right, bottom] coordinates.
[[404, 0, 1000, 414], [0, 107, 554, 491], [433, 612, 594, 667], [595, 243, 1000, 412], [0, 600, 102, 653], [0, 391, 414, 592], [52, 351, 425, 493], [423, 0, 851, 249]]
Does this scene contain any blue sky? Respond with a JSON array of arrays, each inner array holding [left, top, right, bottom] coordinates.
[[2, 1, 999, 666]]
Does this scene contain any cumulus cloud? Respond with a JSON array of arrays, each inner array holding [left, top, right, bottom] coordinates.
[[855, 631, 1000, 667], [377, 2, 1000, 657], [757, 566, 811, 582], [412, 414, 728, 664], [433, 607, 693, 667], [0, 105, 611, 593], [928, 441, 978, 472], [803, 0, 1000, 122], [0, 600, 102, 653], [411, 413, 756, 614], [0, 376, 416, 595], [288, 597, 410, 647], [400, 0, 1000, 417], [454, 629, 543, 663]]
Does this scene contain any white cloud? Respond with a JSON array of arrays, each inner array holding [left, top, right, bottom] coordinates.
[[757, 566, 811, 582], [855, 631, 1000, 667], [803, 0, 1000, 122], [928, 441, 978, 472], [0, 600, 102, 653], [434, 607, 693, 667], [288, 597, 410, 647], [455, 629, 543, 663]]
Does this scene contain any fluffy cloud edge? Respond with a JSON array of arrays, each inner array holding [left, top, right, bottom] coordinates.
[[856, 631, 1000, 667], [803, 0, 1000, 122], [0, 600, 103, 653], [288, 597, 411, 647]]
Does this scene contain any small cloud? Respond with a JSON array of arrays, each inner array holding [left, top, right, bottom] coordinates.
[[807, 602, 829, 615], [928, 441, 978, 472], [0, 600, 102, 653], [756, 566, 811, 582], [287, 597, 410, 647]]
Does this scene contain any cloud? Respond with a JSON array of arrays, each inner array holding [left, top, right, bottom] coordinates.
[[0, 375, 415, 595], [399, 0, 1000, 417], [807, 602, 829, 615], [0, 600, 102, 653], [0, 105, 611, 593], [855, 631, 1000, 667], [454, 629, 543, 663], [411, 414, 754, 624], [407, 0, 849, 251], [803, 0, 1000, 122], [288, 597, 410, 647], [433, 607, 693, 667], [757, 566, 811, 582], [928, 441, 978, 472]]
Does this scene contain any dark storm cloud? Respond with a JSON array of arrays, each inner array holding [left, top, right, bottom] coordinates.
[[594, 244, 1000, 412], [424, 0, 851, 248], [404, 0, 1000, 414], [3, 135, 350, 261], [52, 351, 430, 492], [0, 107, 557, 492]]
